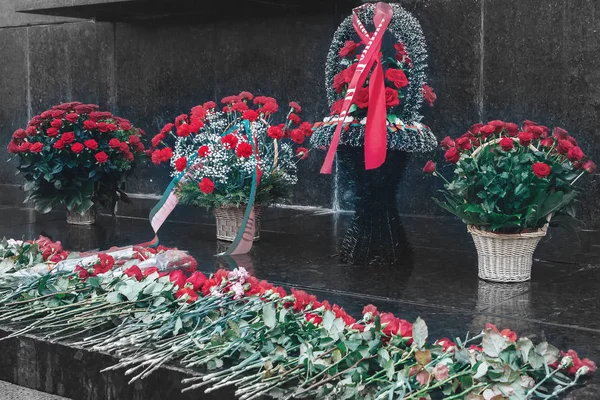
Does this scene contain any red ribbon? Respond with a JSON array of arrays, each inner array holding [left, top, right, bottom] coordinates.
[[321, 2, 393, 174]]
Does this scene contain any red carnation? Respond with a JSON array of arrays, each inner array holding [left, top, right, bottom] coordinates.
[[151, 150, 163, 164], [61, 132, 75, 144], [532, 162, 552, 178], [83, 139, 98, 150], [296, 147, 309, 160], [499, 137, 514, 151], [174, 114, 188, 126], [422, 85, 437, 106], [177, 123, 191, 137], [339, 40, 359, 58], [71, 142, 84, 153], [232, 102, 249, 112], [191, 105, 207, 119], [238, 91, 254, 101], [267, 125, 284, 140], [568, 146, 585, 161], [50, 119, 63, 128], [505, 122, 519, 137], [30, 142, 43, 153], [160, 147, 173, 162], [221, 95, 242, 104], [123, 265, 143, 281], [300, 121, 313, 136], [423, 160, 436, 174], [199, 177, 215, 194], [261, 101, 278, 114], [46, 127, 59, 137], [65, 113, 79, 123], [236, 142, 253, 158], [176, 287, 198, 303], [151, 133, 165, 148], [53, 140, 65, 150], [289, 101, 301, 113], [198, 145, 210, 157], [385, 87, 400, 107], [440, 136, 455, 149], [175, 157, 187, 172], [444, 147, 460, 163], [243, 110, 259, 122], [95, 151, 109, 163], [203, 101, 217, 109], [290, 128, 305, 144], [288, 113, 301, 125], [221, 134, 238, 149], [83, 120, 97, 130], [385, 68, 409, 89], [518, 131, 533, 147]]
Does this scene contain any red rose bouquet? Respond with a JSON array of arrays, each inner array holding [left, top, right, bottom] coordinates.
[[149, 93, 312, 208], [7, 102, 146, 215], [424, 120, 596, 233]]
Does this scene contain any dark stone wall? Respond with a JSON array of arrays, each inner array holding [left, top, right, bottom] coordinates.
[[1, 0, 599, 225]]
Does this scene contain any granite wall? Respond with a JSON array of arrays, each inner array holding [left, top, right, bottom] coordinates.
[[0, 0, 599, 225]]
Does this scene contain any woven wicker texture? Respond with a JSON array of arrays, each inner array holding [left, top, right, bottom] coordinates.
[[214, 206, 264, 242], [468, 225, 546, 282], [66, 207, 96, 225]]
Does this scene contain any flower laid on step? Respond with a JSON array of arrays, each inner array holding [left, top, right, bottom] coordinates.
[[0, 239, 594, 400], [149, 92, 313, 209], [7, 102, 146, 215], [424, 120, 596, 234]]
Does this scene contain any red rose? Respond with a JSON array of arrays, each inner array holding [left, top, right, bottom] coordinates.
[[186, 271, 207, 291], [236, 142, 253, 158], [30, 142, 43, 153], [199, 177, 214, 194], [567, 136, 578, 146], [557, 139, 573, 154], [422, 84, 437, 106], [384, 87, 400, 107], [203, 101, 217, 109], [261, 101, 278, 114], [518, 131, 533, 146], [329, 99, 344, 116], [242, 110, 259, 122], [65, 113, 79, 123], [160, 147, 173, 162], [583, 160, 597, 174], [53, 140, 65, 150], [527, 125, 544, 139], [567, 146, 585, 161], [50, 119, 63, 128], [84, 139, 98, 150], [290, 128, 305, 144], [440, 136, 455, 149], [505, 122, 519, 137], [479, 124, 496, 137], [341, 63, 358, 84], [339, 40, 359, 58], [108, 138, 120, 149], [288, 113, 301, 124], [123, 151, 134, 161], [444, 147, 460, 163], [94, 253, 114, 275], [423, 160, 436, 174], [553, 127, 569, 139], [559, 350, 597, 376], [12, 129, 27, 139], [176, 287, 198, 303], [71, 142, 84, 153], [143, 266, 159, 277], [500, 328, 518, 343], [540, 137, 554, 148], [354, 87, 370, 108], [46, 127, 59, 137], [168, 270, 186, 288], [26, 126, 36, 136], [175, 157, 187, 172], [456, 136, 472, 151], [18, 142, 31, 152], [97, 122, 110, 132], [296, 147, 309, 160], [51, 109, 66, 118], [61, 132, 75, 144], [469, 123, 484, 135], [95, 151, 108, 163], [488, 120, 505, 133], [123, 265, 143, 281], [127, 135, 139, 146], [532, 162, 551, 178], [499, 137, 514, 151], [83, 120, 97, 130], [267, 125, 284, 140], [289, 101, 301, 113], [107, 122, 118, 131], [221, 134, 238, 149], [395, 42, 407, 55], [385, 68, 409, 89], [119, 142, 129, 153], [198, 145, 210, 157]]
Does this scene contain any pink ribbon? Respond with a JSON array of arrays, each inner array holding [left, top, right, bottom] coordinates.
[[321, 2, 393, 174]]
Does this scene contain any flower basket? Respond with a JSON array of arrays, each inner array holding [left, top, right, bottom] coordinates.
[[66, 206, 97, 225], [468, 224, 547, 282], [214, 205, 264, 242]]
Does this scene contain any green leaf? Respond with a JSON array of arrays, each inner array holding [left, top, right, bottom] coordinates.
[[323, 310, 335, 331], [173, 317, 183, 336], [482, 331, 509, 357], [412, 318, 428, 348], [262, 303, 276, 329]]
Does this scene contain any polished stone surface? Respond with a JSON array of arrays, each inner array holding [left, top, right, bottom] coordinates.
[[0, 205, 598, 398], [0, 381, 70, 400]]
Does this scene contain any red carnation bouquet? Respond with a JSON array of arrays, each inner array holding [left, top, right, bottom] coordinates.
[[424, 120, 596, 233], [7, 102, 146, 215], [149, 92, 312, 208]]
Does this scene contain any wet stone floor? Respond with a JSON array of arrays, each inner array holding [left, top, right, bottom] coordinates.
[[0, 205, 599, 399]]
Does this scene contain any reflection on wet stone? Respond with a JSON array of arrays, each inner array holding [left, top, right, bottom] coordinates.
[[338, 147, 412, 266], [472, 280, 532, 333]]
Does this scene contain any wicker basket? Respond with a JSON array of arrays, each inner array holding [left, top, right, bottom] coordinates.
[[468, 225, 547, 282], [214, 205, 264, 242], [66, 207, 96, 225]]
